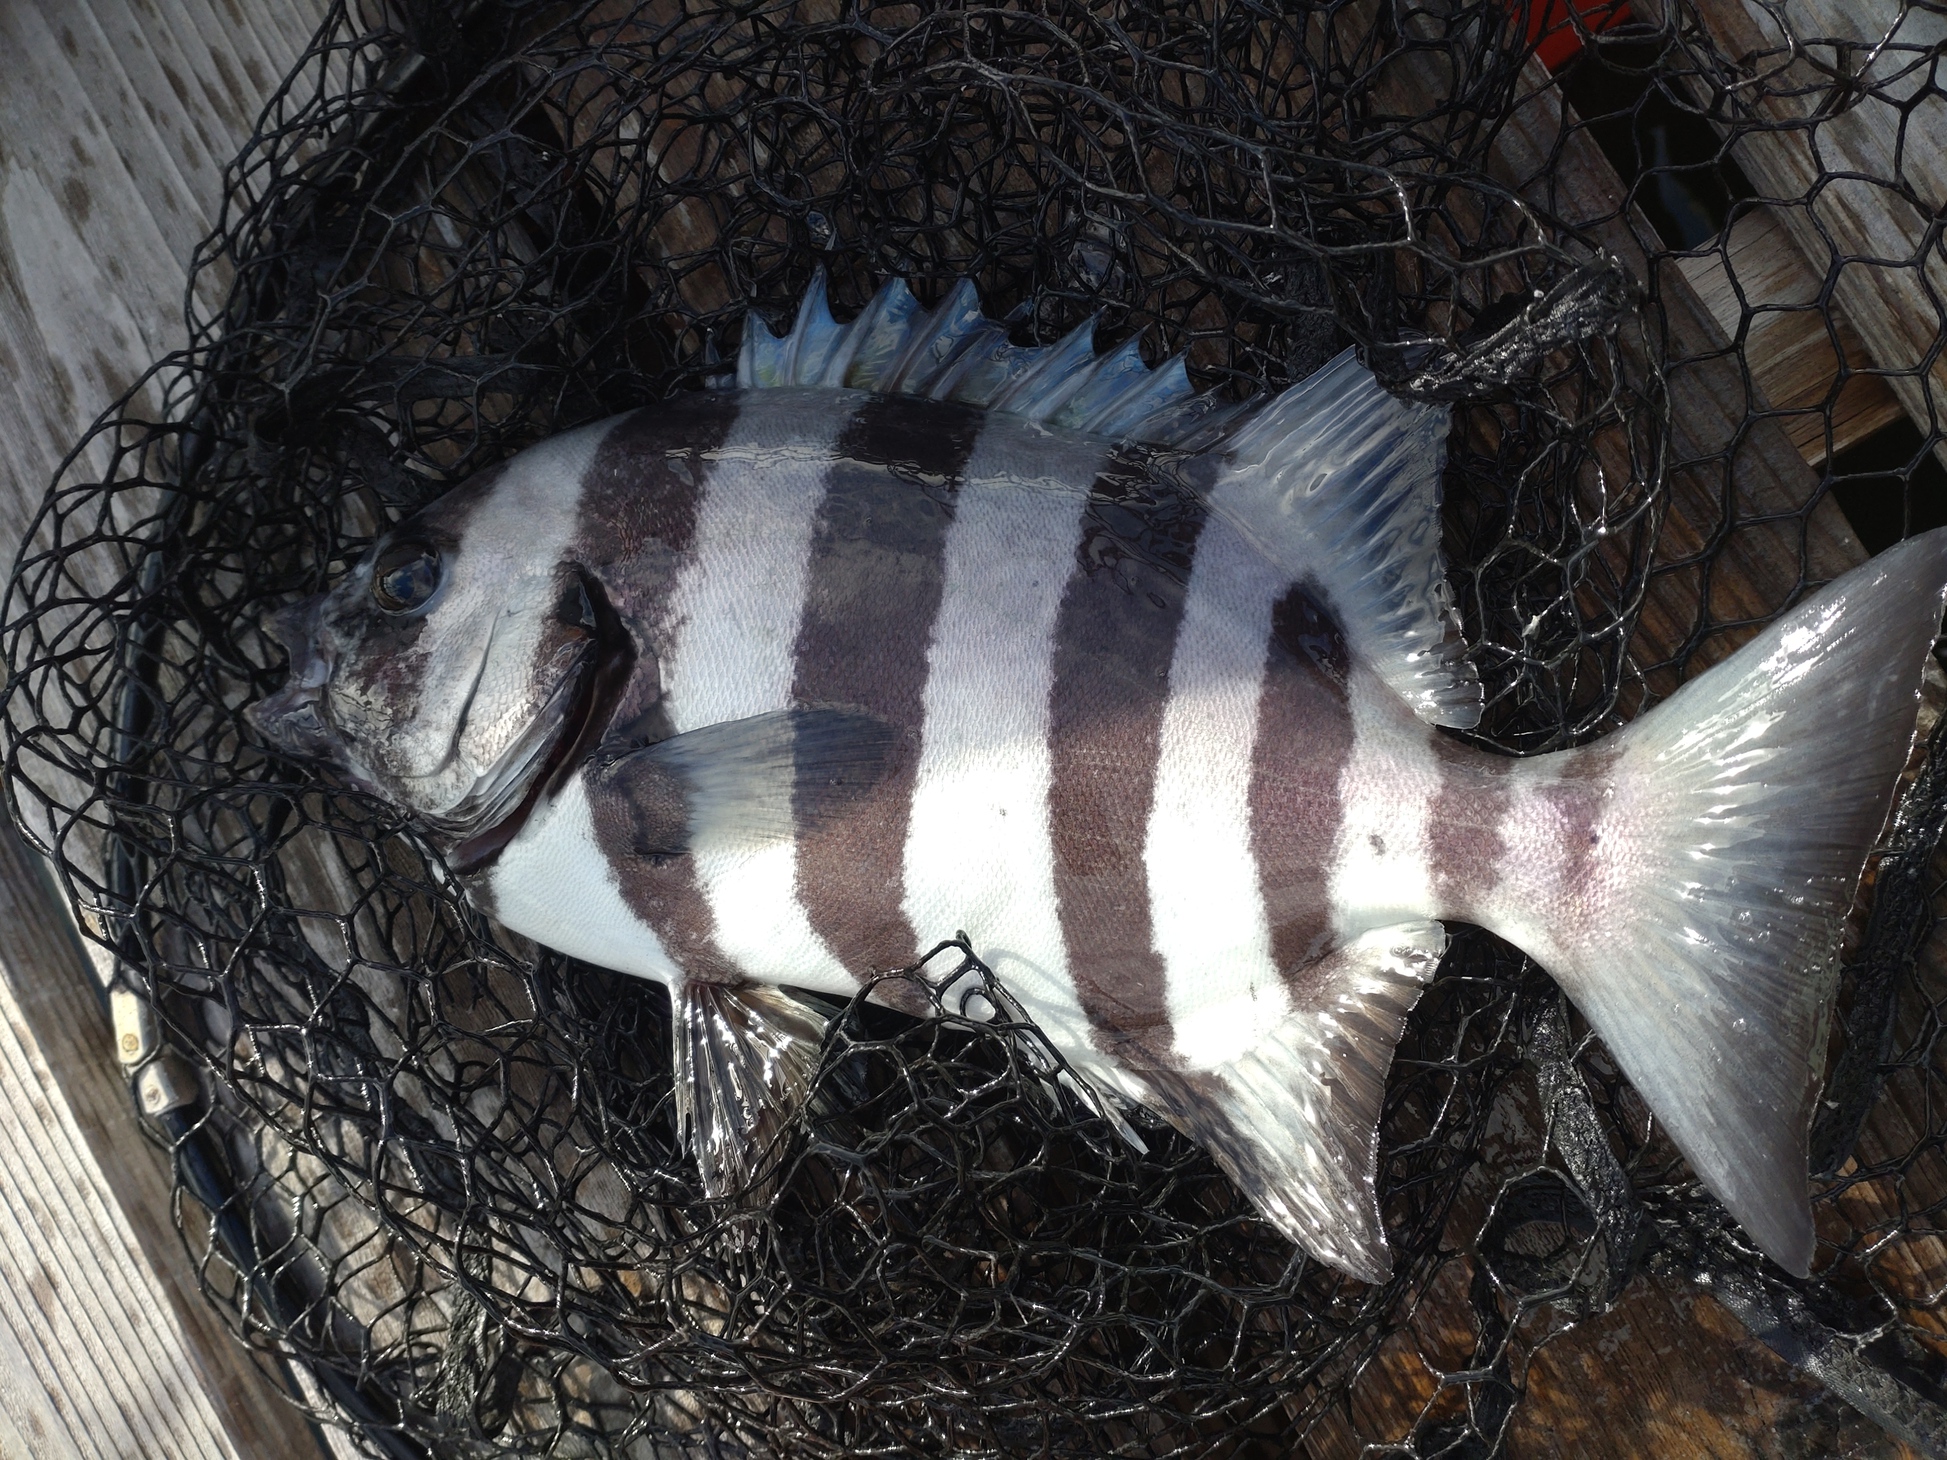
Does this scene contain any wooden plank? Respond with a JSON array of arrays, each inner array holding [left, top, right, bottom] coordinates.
[[1644, 0, 1947, 473], [1370, 17, 1867, 673], [0, 827, 244, 1460], [1487, 64, 1867, 669], [1307, 1237, 1921, 1459], [1509, 1278, 1922, 1457], [1671, 207, 1905, 464], [0, 0, 337, 1456]]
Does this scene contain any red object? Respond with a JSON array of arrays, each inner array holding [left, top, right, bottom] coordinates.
[[1524, 0, 1631, 69]]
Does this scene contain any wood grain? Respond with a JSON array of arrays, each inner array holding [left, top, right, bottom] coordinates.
[[1508, 1278, 1920, 1459], [0, 0, 336, 1455], [1479, 51, 1868, 668], [1646, 0, 1947, 473], [1671, 207, 1905, 465], [0, 827, 247, 1460]]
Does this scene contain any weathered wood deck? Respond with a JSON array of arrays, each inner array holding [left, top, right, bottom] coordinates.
[[0, 1, 334, 1455]]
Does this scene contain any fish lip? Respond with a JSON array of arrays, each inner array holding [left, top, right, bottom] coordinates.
[[247, 593, 347, 766], [245, 682, 334, 758], [245, 680, 390, 799], [246, 595, 394, 803]]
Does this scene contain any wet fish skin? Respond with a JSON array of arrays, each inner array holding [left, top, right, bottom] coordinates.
[[250, 279, 1947, 1283]]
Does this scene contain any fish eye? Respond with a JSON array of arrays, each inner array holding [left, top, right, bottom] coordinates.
[[371, 539, 443, 614]]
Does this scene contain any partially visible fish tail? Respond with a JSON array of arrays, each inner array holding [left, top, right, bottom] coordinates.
[[1504, 529, 1947, 1275]]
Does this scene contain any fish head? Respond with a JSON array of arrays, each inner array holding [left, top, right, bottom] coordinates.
[[248, 471, 602, 838]]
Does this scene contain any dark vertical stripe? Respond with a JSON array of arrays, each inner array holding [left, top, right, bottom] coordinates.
[[791, 396, 983, 976], [1249, 585, 1356, 974], [1423, 739, 1614, 933], [1046, 451, 1207, 1067], [1548, 742, 1622, 934], [578, 394, 742, 733], [579, 395, 744, 982], [1426, 736, 1511, 922]]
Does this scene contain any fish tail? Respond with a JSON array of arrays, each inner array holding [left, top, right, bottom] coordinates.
[[1502, 528, 1947, 1275]]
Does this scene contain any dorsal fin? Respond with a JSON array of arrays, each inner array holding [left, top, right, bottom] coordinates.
[[739, 278, 1478, 728], [738, 270, 1200, 445], [1210, 351, 1481, 729]]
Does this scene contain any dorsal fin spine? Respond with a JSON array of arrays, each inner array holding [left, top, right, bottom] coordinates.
[[990, 317, 1099, 419], [740, 275, 1199, 444], [1091, 354, 1193, 438], [838, 278, 923, 390], [922, 322, 1014, 402], [1049, 334, 1148, 428], [885, 278, 983, 395], [735, 312, 783, 388], [817, 278, 878, 387]]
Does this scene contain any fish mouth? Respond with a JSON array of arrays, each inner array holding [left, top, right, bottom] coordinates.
[[246, 595, 373, 782]]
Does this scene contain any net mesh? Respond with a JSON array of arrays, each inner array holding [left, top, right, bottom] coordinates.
[[6, 0, 1947, 1454]]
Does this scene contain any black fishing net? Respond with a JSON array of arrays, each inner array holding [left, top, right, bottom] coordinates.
[[7, 0, 1947, 1454]]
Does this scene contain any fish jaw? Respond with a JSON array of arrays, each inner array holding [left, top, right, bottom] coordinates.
[[247, 594, 356, 770]]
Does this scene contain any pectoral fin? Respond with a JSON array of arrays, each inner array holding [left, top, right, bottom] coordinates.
[[672, 980, 830, 1202], [1135, 921, 1445, 1282], [602, 707, 897, 859]]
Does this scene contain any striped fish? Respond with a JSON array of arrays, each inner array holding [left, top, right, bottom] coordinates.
[[250, 274, 1947, 1282]]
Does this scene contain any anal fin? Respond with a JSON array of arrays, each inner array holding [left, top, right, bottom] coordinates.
[[1137, 921, 1446, 1281]]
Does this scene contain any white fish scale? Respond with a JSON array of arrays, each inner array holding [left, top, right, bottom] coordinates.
[[1146, 510, 1289, 1071], [1477, 756, 1574, 956], [1329, 665, 1442, 934], [658, 390, 856, 988], [902, 421, 1101, 1052], [490, 774, 680, 982]]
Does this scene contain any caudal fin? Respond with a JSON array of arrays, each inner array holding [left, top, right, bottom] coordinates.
[[1529, 529, 1947, 1275]]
